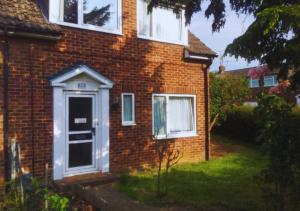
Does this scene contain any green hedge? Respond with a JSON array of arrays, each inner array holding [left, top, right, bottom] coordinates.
[[213, 106, 300, 144], [213, 106, 260, 143]]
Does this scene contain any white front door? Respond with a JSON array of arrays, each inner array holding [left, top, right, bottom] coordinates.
[[65, 93, 97, 175]]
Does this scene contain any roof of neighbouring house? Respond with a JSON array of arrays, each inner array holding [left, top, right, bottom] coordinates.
[[187, 32, 217, 57], [0, 0, 61, 36], [0, 0, 216, 57], [220, 65, 279, 77]]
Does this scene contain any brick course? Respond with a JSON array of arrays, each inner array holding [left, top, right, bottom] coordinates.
[[0, 0, 211, 181]]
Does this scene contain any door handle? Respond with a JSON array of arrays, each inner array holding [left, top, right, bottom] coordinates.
[[91, 127, 96, 136]]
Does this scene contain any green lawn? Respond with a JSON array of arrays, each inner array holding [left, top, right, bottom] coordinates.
[[116, 137, 267, 210]]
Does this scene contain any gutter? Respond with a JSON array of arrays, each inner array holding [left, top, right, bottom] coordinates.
[[0, 30, 61, 41], [184, 49, 217, 62]]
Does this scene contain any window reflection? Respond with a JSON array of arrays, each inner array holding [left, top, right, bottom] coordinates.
[[59, 0, 120, 31], [62, 0, 78, 23]]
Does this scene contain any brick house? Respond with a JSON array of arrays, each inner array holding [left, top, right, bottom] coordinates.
[[218, 65, 300, 106], [0, 0, 216, 183]]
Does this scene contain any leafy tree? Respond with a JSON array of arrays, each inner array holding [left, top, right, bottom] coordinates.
[[254, 93, 300, 211], [147, 0, 300, 83], [209, 73, 250, 131]]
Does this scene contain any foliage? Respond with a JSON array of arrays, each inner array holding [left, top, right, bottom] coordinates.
[[214, 104, 300, 144], [213, 105, 260, 143], [117, 138, 266, 210], [209, 73, 250, 131], [0, 177, 69, 211], [254, 93, 300, 211], [148, 0, 300, 82]]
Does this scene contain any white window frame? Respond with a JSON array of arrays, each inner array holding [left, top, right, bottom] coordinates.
[[264, 75, 278, 87], [49, 0, 122, 35], [250, 75, 278, 88], [121, 93, 135, 126], [136, 0, 188, 46], [250, 78, 259, 88], [152, 94, 197, 139]]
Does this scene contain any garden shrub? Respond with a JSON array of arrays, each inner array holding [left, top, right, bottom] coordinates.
[[213, 105, 260, 143], [214, 105, 300, 144], [254, 94, 300, 211]]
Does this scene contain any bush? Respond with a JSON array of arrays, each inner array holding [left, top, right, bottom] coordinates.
[[213, 106, 260, 143], [214, 105, 300, 144]]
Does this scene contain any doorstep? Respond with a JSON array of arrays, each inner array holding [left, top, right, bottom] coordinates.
[[54, 172, 119, 192]]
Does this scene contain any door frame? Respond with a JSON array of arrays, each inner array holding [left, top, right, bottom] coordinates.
[[64, 92, 98, 176], [51, 65, 113, 181]]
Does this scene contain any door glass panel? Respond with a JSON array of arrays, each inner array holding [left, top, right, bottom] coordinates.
[[69, 97, 92, 131], [69, 142, 92, 167]]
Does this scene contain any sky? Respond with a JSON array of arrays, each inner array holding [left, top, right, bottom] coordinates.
[[189, 1, 259, 72]]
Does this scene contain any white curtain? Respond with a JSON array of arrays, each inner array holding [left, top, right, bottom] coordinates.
[[152, 7, 181, 42], [154, 96, 166, 136], [138, 0, 151, 36], [123, 95, 133, 122], [169, 97, 194, 132]]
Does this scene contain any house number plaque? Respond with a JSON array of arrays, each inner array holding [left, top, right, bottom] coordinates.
[[77, 82, 87, 89]]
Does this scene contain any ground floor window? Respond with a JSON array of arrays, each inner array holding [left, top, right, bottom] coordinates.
[[122, 93, 135, 125], [153, 94, 197, 139]]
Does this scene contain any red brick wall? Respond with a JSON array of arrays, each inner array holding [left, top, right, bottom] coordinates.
[[0, 0, 210, 180]]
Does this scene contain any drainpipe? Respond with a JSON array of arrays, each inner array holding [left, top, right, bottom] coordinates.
[[29, 44, 35, 176], [204, 62, 211, 161], [2, 28, 10, 182]]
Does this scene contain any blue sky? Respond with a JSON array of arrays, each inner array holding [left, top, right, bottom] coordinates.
[[189, 1, 259, 71]]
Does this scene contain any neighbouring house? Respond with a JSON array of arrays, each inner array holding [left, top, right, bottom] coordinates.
[[296, 94, 300, 106], [0, 0, 217, 184], [218, 65, 300, 106]]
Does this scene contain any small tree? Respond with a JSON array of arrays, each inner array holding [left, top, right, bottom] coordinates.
[[209, 73, 250, 131], [153, 136, 182, 199]]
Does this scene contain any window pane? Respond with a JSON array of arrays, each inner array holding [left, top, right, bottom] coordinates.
[[83, 0, 118, 30], [251, 79, 259, 88], [123, 95, 133, 122], [69, 97, 92, 131], [264, 76, 276, 87], [138, 0, 151, 36], [60, 0, 78, 23], [169, 97, 194, 132], [153, 7, 181, 42], [153, 96, 166, 136], [69, 142, 92, 168]]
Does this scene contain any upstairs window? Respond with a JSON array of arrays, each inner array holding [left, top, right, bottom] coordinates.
[[50, 0, 122, 34], [250, 79, 259, 88], [250, 75, 278, 88], [137, 0, 188, 45], [264, 75, 278, 87]]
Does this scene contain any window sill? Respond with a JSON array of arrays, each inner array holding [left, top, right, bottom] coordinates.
[[137, 34, 187, 46], [122, 122, 136, 126], [51, 21, 123, 36], [154, 132, 198, 140]]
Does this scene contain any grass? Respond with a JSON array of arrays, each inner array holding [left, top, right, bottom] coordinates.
[[116, 137, 267, 211]]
